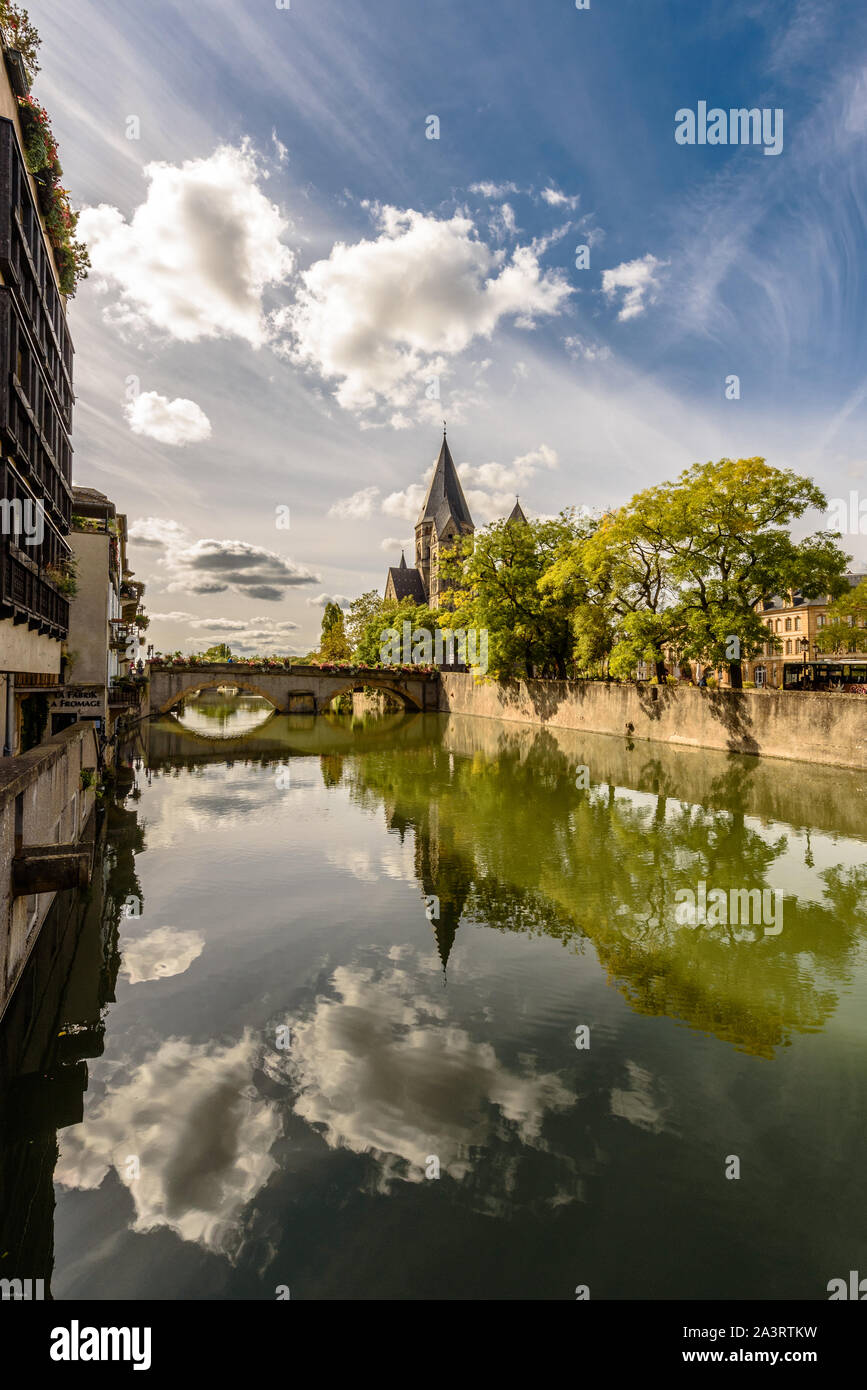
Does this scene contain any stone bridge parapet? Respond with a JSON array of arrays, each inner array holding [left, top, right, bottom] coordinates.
[[146, 663, 440, 716]]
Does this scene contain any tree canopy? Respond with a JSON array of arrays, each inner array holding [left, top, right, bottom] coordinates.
[[341, 457, 852, 682]]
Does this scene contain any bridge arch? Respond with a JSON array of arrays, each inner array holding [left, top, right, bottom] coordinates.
[[325, 678, 423, 712], [155, 679, 281, 716]]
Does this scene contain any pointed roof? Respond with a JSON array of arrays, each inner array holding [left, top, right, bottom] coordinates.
[[398, 550, 408, 569], [506, 497, 527, 525], [418, 434, 474, 531]]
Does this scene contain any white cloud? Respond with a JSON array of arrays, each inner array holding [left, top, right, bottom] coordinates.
[[306, 593, 352, 608], [277, 206, 572, 413], [540, 186, 580, 210], [192, 619, 248, 632], [459, 444, 558, 520], [382, 481, 427, 521], [380, 536, 412, 552], [79, 143, 295, 347], [271, 127, 289, 164], [564, 334, 612, 362], [381, 446, 557, 528], [469, 181, 520, 198], [128, 517, 188, 549], [186, 615, 301, 655], [488, 202, 518, 241], [55, 1032, 280, 1257], [601, 253, 668, 322], [120, 927, 206, 984], [147, 610, 197, 623], [279, 960, 574, 1191], [124, 390, 212, 446], [328, 485, 380, 519]]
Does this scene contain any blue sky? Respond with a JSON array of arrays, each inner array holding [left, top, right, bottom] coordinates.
[[28, 0, 867, 652]]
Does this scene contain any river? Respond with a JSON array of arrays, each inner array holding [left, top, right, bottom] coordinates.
[[1, 696, 865, 1300]]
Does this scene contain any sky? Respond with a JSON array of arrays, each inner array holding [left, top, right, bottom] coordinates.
[[26, 0, 867, 653]]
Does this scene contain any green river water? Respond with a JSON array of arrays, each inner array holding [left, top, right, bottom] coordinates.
[[1, 696, 865, 1300]]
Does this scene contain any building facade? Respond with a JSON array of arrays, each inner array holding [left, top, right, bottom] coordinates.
[[664, 577, 867, 688], [0, 44, 75, 754], [751, 578, 867, 688], [49, 487, 146, 739]]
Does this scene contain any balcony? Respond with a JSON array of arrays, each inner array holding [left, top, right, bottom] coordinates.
[[0, 118, 74, 390], [109, 620, 134, 651], [108, 679, 145, 709], [0, 545, 69, 639]]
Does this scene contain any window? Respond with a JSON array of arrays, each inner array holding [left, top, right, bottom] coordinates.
[[785, 618, 792, 632], [794, 616, 801, 631], [785, 640, 792, 654], [817, 614, 826, 628], [755, 667, 766, 687]]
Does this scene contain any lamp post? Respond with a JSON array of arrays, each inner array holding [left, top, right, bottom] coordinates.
[[800, 636, 809, 687]]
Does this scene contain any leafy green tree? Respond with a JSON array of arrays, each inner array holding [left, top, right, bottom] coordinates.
[[544, 504, 680, 679], [202, 643, 232, 661], [815, 577, 867, 655], [320, 602, 351, 660], [440, 511, 589, 678], [632, 458, 849, 688], [346, 590, 384, 652], [354, 597, 442, 664]]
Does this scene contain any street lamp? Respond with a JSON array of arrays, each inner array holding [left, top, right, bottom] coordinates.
[[800, 636, 809, 685]]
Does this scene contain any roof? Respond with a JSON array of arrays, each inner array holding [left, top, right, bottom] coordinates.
[[418, 435, 474, 531], [760, 575, 867, 612], [72, 485, 115, 517], [506, 498, 527, 524], [386, 564, 426, 603]]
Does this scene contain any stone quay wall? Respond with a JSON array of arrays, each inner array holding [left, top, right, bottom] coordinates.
[[438, 674, 867, 771], [0, 722, 99, 1019]]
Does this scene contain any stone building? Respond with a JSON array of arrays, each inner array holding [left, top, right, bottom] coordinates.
[[384, 431, 526, 609], [667, 575, 867, 688], [750, 576, 867, 688]]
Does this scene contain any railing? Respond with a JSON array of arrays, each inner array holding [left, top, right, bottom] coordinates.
[[0, 546, 69, 636], [0, 118, 74, 394], [0, 119, 74, 545], [108, 681, 144, 708]]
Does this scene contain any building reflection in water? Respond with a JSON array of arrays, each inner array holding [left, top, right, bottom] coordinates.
[[0, 764, 141, 1298]]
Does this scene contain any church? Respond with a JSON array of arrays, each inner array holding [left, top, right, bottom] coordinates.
[[384, 430, 526, 610]]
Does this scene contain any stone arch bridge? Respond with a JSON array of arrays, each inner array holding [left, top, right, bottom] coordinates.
[[146, 663, 440, 716]]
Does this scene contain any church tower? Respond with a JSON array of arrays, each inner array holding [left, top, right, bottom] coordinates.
[[414, 429, 474, 608], [383, 430, 475, 608]]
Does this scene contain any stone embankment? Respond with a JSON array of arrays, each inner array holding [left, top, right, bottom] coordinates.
[[438, 674, 867, 771]]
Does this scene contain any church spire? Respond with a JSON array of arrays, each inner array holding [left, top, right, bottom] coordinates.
[[399, 550, 407, 569], [418, 431, 474, 530]]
